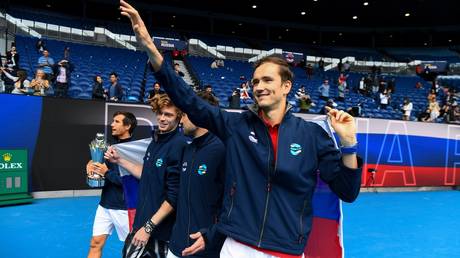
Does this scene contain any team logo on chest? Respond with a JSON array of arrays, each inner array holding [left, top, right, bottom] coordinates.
[[197, 164, 207, 175], [248, 131, 258, 144], [155, 158, 163, 167], [290, 143, 302, 156]]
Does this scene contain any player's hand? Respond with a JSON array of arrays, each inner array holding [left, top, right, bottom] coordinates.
[[104, 146, 120, 163], [182, 232, 205, 256], [325, 106, 357, 145], [119, 0, 154, 51], [86, 161, 96, 176], [93, 162, 109, 176], [132, 227, 150, 247]]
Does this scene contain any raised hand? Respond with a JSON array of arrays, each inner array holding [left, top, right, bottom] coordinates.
[[119, 0, 163, 70], [119, 0, 153, 51], [325, 106, 357, 146]]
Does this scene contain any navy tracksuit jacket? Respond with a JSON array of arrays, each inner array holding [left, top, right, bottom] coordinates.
[[169, 132, 226, 258], [154, 62, 362, 255], [132, 127, 187, 242]]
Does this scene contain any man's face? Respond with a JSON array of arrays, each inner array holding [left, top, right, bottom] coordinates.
[[154, 84, 161, 91], [205, 87, 212, 93], [156, 106, 179, 133], [111, 114, 130, 137], [174, 64, 180, 71], [180, 114, 197, 136], [43, 50, 49, 57], [251, 62, 291, 109], [11, 46, 16, 52], [110, 75, 117, 84]]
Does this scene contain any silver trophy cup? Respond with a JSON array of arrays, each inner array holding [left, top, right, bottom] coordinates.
[[87, 133, 108, 188]]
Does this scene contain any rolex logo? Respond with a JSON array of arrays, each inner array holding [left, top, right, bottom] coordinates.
[[2, 153, 12, 162]]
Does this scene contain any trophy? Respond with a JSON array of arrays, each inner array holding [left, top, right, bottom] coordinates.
[[87, 133, 108, 188]]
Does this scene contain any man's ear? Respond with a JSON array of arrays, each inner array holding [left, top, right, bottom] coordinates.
[[283, 80, 292, 96]]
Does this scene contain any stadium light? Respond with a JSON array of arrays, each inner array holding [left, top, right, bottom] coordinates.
[[405, 13, 410, 17], [352, 16, 358, 20], [363, 2, 369, 6], [301, 11, 306, 15], [252, 5, 257, 9]]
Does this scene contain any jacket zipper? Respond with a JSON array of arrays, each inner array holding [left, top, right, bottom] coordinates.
[[227, 181, 236, 218], [186, 148, 197, 246], [298, 198, 309, 243], [257, 123, 282, 246], [250, 106, 290, 247]]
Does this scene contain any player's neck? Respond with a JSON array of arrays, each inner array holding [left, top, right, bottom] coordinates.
[[192, 128, 208, 139], [260, 101, 286, 126]]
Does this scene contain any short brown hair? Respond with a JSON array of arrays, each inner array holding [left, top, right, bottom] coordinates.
[[254, 55, 294, 83], [197, 91, 219, 107], [150, 93, 183, 119]]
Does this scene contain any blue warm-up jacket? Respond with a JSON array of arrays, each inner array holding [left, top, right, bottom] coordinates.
[[154, 62, 362, 255]]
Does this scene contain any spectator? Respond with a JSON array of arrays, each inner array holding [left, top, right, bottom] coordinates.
[[204, 85, 216, 96], [147, 82, 165, 102], [318, 59, 324, 71], [401, 98, 413, 121], [30, 69, 52, 96], [337, 82, 346, 102], [53, 59, 73, 98], [347, 103, 362, 117], [37, 50, 55, 81], [239, 82, 251, 101], [108, 72, 123, 101], [296, 85, 315, 113], [418, 108, 431, 122], [92, 75, 107, 100], [387, 78, 396, 94], [415, 81, 423, 89], [338, 73, 348, 87], [337, 59, 343, 72], [228, 88, 241, 109], [428, 99, 441, 122], [174, 63, 185, 77], [358, 77, 367, 95], [306, 63, 313, 80], [343, 61, 351, 73], [36, 38, 46, 53], [319, 99, 338, 114], [427, 89, 437, 102], [210, 60, 218, 69], [0, 67, 31, 94], [63, 46, 70, 60], [6, 45, 19, 71], [379, 89, 390, 109], [318, 79, 330, 101]]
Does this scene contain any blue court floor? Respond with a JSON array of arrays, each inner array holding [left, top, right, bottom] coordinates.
[[0, 191, 459, 258]]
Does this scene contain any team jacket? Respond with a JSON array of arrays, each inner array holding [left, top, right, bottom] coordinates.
[[132, 127, 187, 241], [99, 137, 132, 210], [169, 132, 226, 258], [154, 62, 362, 255]]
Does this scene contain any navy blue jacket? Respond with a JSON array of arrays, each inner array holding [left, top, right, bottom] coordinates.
[[132, 127, 187, 241], [154, 62, 362, 255], [169, 132, 226, 258], [99, 137, 132, 210]]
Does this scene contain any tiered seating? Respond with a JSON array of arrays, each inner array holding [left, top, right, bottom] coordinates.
[[386, 47, 460, 62], [187, 55, 433, 119], [317, 47, 385, 61], [15, 35, 149, 101], [187, 56, 253, 107]]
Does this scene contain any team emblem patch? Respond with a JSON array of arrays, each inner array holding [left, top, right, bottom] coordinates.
[[290, 143, 302, 156], [155, 158, 163, 167], [197, 164, 207, 175]]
